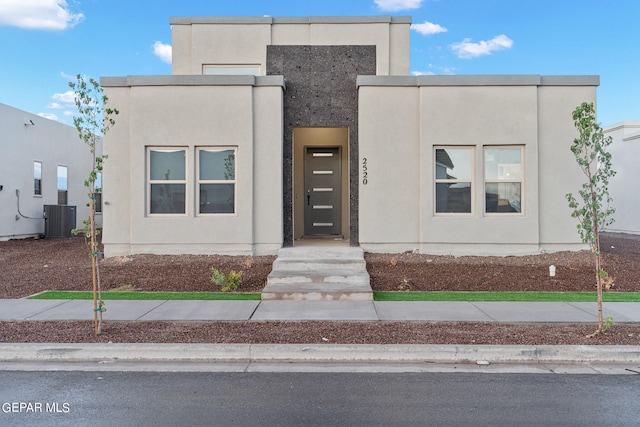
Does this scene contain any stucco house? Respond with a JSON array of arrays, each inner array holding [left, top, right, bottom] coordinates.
[[101, 16, 598, 257], [604, 122, 640, 235], [0, 103, 101, 241]]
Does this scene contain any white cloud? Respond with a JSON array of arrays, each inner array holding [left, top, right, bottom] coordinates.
[[63, 110, 75, 116], [0, 0, 84, 31], [411, 21, 447, 36], [60, 71, 79, 80], [46, 102, 64, 109], [51, 90, 76, 105], [153, 41, 172, 64], [374, 0, 423, 12], [451, 34, 514, 59], [37, 112, 59, 121], [412, 64, 458, 76]]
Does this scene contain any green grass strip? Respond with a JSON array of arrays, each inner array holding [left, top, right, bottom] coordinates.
[[373, 291, 640, 302], [28, 290, 640, 302], [29, 291, 261, 301]]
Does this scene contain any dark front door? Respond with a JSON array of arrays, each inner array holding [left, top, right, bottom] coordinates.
[[304, 147, 341, 236]]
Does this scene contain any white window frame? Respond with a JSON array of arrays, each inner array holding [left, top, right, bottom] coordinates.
[[57, 165, 68, 205], [202, 64, 261, 76], [434, 146, 474, 215], [146, 147, 188, 216], [94, 172, 102, 214], [34, 160, 42, 196], [483, 145, 525, 215], [196, 147, 237, 216]]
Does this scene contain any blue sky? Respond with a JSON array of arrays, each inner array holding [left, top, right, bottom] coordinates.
[[0, 0, 637, 127]]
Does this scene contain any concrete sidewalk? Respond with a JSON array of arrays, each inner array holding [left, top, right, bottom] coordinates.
[[1, 299, 640, 323], [2, 299, 640, 368]]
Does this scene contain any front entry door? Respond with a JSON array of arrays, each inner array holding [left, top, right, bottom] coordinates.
[[304, 147, 341, 236]]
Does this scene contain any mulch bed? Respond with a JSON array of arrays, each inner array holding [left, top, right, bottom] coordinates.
[[1, 232, 638, 345]]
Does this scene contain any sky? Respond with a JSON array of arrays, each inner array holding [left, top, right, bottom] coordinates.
[[0, 0, 638, 127]]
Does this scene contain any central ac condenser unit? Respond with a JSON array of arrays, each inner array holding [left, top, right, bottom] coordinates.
[[43, 205, 76, 238]]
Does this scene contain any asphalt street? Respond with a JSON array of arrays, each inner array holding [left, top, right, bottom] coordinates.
[[1, 371, 638, 426]]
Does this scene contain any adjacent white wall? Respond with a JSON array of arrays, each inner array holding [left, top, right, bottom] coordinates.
[[0, 103, 100, 241], [604, 122, 640, 235]]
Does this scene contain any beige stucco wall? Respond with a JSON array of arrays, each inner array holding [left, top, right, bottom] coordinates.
[[357, 75, 598, 255], [170, 16, 411, 76], [358, 86, 421, 251], [604, 122, 640, 235], [537, 83, 597, 249], [0, 103, 100, 240], [100, 76, 284, 256]]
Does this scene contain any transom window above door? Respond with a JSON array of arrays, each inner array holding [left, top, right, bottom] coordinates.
[[203, 65, 260, 76]]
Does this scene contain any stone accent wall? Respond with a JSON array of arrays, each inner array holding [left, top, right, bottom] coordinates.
[[267, 45, 377, 246]]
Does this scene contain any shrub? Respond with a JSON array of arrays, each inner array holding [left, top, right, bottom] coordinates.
[[210, 267, 243, 292]]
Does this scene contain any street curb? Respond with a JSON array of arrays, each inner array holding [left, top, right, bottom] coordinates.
[[1, 343, 639, 364]]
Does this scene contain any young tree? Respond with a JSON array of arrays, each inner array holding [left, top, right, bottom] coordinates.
[[565, 102, 615, 335], [69, 75, 118, 335]]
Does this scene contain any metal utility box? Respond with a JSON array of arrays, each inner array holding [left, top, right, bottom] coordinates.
[[44, 205, 76, 238]]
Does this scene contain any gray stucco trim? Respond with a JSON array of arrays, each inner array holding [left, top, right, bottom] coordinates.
[[170, 16, 411, 25], [540, 75, 600, 86], [356, 75, 600, 87], [100, 75, 286, 88]]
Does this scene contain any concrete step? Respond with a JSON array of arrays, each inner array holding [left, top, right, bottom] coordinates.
[[275, 246, 366, 260], [262, 282, 373, 301], [262, 245, 373, 301], [266, 270, 370, 285], [271, 258, 367, 272]]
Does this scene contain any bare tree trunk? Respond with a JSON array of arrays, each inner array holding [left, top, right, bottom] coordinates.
[[90, 193, 99, 335], [594, 226, 603, 333], [591, 185, 603, 335]]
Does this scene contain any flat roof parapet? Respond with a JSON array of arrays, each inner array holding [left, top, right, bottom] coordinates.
[[169, 16, 412, 25], [356, 75, 600, 87], [100, 75, 286, 88]]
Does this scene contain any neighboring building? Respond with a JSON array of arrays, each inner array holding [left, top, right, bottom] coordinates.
[[101, 16, 598, 257], [0, 103, 101, 241], [604, 121, 640, 235]]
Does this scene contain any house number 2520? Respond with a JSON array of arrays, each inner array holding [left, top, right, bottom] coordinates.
[[362, 158, 368, 185]]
